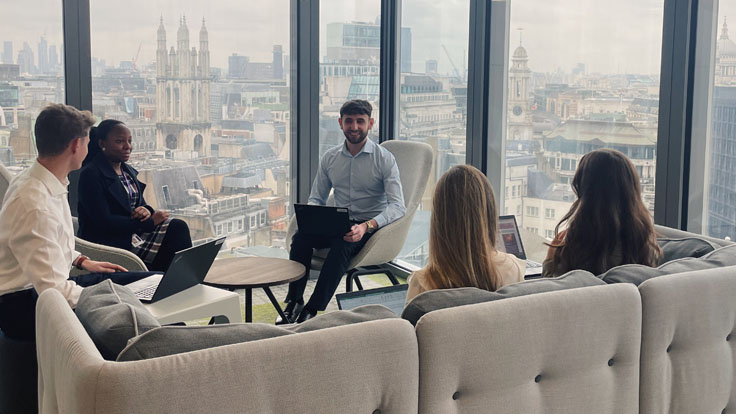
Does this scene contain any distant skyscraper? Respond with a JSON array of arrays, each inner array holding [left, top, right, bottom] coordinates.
[[38, 36, 48, 73], [425, 59, 438, 74], [2, 41, 12, 64], [273, 45, 283, 79], [49, 45, 58, 70], [401, 27, 412, 73], [156, 16, 211, 155], [228, 54, 249, 79], [17, 42, 34, 74]]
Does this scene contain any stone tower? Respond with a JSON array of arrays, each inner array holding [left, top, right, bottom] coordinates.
[[508, 33, 534, 141], [156, 16, 211, 157]]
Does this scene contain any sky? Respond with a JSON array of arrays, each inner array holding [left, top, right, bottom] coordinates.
[[1, 0, 735, 76]]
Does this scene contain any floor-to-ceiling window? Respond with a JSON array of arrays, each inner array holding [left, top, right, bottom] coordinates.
[[503, 0, 664, 260], [396, 0, 470, 268], [89, 0, 291, 255], [701, 1, 736, 240], [0, 0, 65, 171], [319, 1, 381, 158]]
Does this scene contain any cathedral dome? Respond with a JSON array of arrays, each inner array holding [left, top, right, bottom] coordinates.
[[513, 45, 528, 59], [718, 37, 736, 57]]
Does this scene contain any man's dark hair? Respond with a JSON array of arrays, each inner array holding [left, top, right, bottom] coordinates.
[[34, 104, 96, 157], [339, 100, 372, 118]]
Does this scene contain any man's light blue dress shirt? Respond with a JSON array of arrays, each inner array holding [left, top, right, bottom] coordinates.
[[308, 139, 406, 228]]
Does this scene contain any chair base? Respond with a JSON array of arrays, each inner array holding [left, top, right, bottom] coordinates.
[[345, 265, 401, 292]]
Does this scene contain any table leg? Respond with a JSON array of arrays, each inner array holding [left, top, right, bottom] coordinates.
[[245, 288, 252, 323], [262, 286, 288, 322]]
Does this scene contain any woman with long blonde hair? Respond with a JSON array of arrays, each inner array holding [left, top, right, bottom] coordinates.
[[406, 165, 525, 303]]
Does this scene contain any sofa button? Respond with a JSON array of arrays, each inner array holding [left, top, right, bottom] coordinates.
[[727, 334, 732, 342], [666, 345, 672, 353], [608, 359, 614, 366], [452, 391, 460, 400], [372, 409, 381, 414], [534, 375, 542, 383]]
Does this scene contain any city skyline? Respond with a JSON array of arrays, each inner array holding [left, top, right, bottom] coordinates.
[[5, 0, 733, 77]]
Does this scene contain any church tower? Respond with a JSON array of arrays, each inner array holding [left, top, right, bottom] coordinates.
[[155, 16, 211, 157], [508, 31, 534, 141]]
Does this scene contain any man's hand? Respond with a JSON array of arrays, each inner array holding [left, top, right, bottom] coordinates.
[[152, 210, 170, 226], [343, 223, 367, 243], [82, 260, 128, 273], [131, 206, 151, 221]]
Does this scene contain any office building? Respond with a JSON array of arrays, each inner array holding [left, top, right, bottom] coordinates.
[[707, 20, 736, 239], [2, 41, 12, 64]]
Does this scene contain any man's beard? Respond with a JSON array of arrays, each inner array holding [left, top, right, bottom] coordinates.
[[344, 129, 368, 144]]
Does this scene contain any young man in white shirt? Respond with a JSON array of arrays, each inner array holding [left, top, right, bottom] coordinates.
[[0, 104, 153, 341]]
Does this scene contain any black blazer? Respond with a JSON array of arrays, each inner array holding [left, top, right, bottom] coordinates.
[[77, 153, 156, 250]]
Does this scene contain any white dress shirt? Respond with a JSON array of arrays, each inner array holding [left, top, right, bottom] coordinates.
[[0, 161, 83, 307], [308, 139, 406, 227]]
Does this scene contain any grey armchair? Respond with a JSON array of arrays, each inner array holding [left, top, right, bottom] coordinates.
[[286, 140, 433, 291]]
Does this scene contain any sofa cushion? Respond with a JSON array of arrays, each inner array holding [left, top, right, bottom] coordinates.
[[400, 270, 604, 326], [117, 304, 396, 361], [657, 237, 718, 265], [75, 279, 161, 360], [600, 243, 736, 286]]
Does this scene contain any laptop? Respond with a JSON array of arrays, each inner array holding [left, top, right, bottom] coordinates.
[[128, 237, 226, 303], [496, 215, 544, 278], [294, 204, 352, 238], [336, 284, 409, 316]]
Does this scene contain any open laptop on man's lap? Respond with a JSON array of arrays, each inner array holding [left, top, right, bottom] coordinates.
[[127, 237, 225, 303], [294, 204, 352, 238]]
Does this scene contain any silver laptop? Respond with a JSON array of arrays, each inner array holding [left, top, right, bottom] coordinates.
[[336, 284, 409, 316], [129, 237, 226, 303], [497, 215, 544, 278]]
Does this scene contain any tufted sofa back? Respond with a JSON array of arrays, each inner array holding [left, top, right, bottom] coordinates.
[[639, 266, 736, 414], [414, 284, 642, 414]]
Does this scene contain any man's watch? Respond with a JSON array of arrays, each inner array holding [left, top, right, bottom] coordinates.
[[364, 221, 376, 233]]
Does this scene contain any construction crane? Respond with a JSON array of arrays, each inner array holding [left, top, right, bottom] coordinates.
[[131, 42, 142, 71], [441, 44, 462, 82]]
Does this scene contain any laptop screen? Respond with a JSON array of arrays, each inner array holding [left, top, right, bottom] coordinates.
[[496, 215, 527, 260], [336, 284, 409, 316]]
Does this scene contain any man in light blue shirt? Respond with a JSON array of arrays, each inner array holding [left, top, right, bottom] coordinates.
[[280, 100, 406, 324]]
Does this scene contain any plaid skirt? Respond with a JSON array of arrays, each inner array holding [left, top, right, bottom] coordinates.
[[131, 218, 172, 265]]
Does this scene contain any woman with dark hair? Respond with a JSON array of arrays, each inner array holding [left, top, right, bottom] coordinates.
[[405, 165, 525, 303], [77, 119, 192, 271], [543, 149, 661, 277]]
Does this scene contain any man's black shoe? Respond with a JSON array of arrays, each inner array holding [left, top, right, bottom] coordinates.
[[275, 300, 304, 325], [295, 308, 318, 323]]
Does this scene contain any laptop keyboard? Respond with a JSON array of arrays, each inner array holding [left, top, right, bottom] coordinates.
[[135, 285, 157, 301], [526, 259, 543, 268]]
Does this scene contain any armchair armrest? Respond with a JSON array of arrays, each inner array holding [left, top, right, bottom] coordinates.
[[70, 237, 148, 276]]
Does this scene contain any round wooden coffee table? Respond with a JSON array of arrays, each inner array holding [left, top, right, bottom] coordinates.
[[204, 257, 306, 323]]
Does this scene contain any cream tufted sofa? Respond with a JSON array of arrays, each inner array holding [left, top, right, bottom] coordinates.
[[35, 262, 736, 414]]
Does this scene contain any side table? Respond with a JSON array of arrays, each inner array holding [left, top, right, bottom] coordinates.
[[204, 257, 306, 323]]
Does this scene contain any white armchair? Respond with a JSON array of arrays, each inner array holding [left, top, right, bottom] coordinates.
[[70, 217, 147, 275], [286, 140, 434, 291]]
